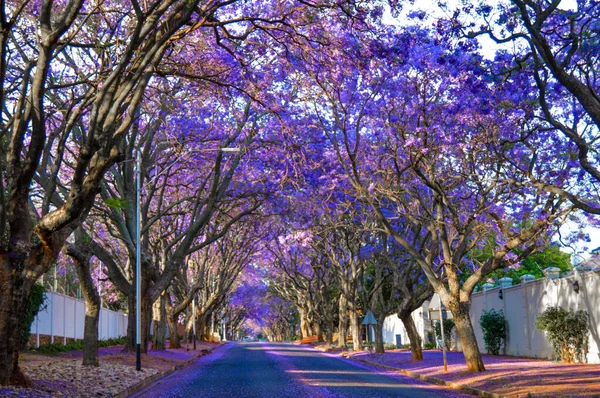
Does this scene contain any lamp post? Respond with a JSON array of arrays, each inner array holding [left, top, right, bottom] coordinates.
[[134, 146, 240, 371], [136, 150, 142, 371]]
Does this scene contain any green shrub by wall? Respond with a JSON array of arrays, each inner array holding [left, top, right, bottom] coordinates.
[[22, 284, 47, 349], [535, 306, 588, 363], [36, 336, 127, 354], [479, 309, 506, 355]]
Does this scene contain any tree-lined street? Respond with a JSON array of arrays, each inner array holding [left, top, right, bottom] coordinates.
[[133, 343, 469, 398], [0, 0, 598, 396]]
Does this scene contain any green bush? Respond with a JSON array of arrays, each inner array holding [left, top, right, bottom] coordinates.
[[535, 306, 588, 363], [424, 342, 437, 349], [479, 309, 506, 355], [22, 284, 47, 349], [433, 319, 454, 350], [36, 336, 126, 354]]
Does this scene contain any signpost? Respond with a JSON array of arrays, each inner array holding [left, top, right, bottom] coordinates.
[[428, 305, 448, 372]]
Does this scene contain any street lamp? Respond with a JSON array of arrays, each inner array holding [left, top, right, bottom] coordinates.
[[134, 146, 241, 371], [135, 150, 142, 371]]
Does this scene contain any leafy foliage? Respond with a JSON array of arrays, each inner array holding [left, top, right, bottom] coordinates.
[[535, 306, 589, 363], [22, 284, 47, 349], [465, 245, 572, 288], [103, 198, 129, 210], [479, 310, 506, 355], [35, 336, 127, 355], [433, 319, 455, 351]]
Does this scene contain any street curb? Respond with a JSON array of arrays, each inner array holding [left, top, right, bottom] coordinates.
[[350, 357, 505, 398], [115, 345, 219, 398]]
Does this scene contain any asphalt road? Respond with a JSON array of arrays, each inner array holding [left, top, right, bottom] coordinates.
[[132, 342, 469, 398]]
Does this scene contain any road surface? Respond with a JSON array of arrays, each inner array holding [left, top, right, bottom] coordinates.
[[132, 342, 470, 398]]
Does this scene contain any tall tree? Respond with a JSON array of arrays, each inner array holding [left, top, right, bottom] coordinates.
[[461, 0, 600, 214], [0, 0, 235, 385], [309, 27, 574, 371]]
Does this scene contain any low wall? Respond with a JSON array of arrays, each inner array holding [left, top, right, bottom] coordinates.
[[31, 291, 128, 346]]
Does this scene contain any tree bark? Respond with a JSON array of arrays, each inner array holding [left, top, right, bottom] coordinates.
[[374, 317, 385, 354], [167, 314, 180, 349], [67, 239, 102, 367], [0, 274, 32, 386], [452, 303, 485, 372], [300, 308, 312, 338], [313, 321, 323, 342], [82, 302, 100, 366], [325, 318, 334, 346], [349, 307, 362, 351], [184, 314, 194, 344], [152, 294, 167, 350], [400, 313, 423, 361], [337, 295, 348, 348], [165, 297, 181, 349], [125, 288, 151, 353]]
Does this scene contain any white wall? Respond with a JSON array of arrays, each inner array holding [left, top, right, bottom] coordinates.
[[470, 270, 600, 363], [32, 291, 128, 346], [382, 272, 600, 363]]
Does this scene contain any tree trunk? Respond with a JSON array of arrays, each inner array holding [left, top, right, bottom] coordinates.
[[325, 318, 334, 346], [198, 315, 208, 341], [167, 313, 180, 349], [74, 261, 100, 366], [67, 239, 102, 367], [82, 302, 100, 365], [349, 308, 362, 351], [313, 321, 323, 342], [452, 304, 485, 372], [400, 313, 423, 360], [125, 288, 151, 353], [374, 319, 385, 354], [152, 294, 167, 350], [0, 275, 32, 386], [184, 314, 194, 344], [165, 298, 180, 349], [338, 295, 348, 348], [298, 308, 311, 339]]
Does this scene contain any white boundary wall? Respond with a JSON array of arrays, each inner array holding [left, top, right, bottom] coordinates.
[[470, 271, 600, 363], [382, 271, 600, 363], [31, 291, 128, 346]]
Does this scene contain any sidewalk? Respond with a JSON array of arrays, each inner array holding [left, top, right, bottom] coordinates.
[[0, 341, 219, 397], [345, 349, 600, 397]]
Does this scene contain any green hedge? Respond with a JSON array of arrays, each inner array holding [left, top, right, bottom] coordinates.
[[36, 336, 127, 354]]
